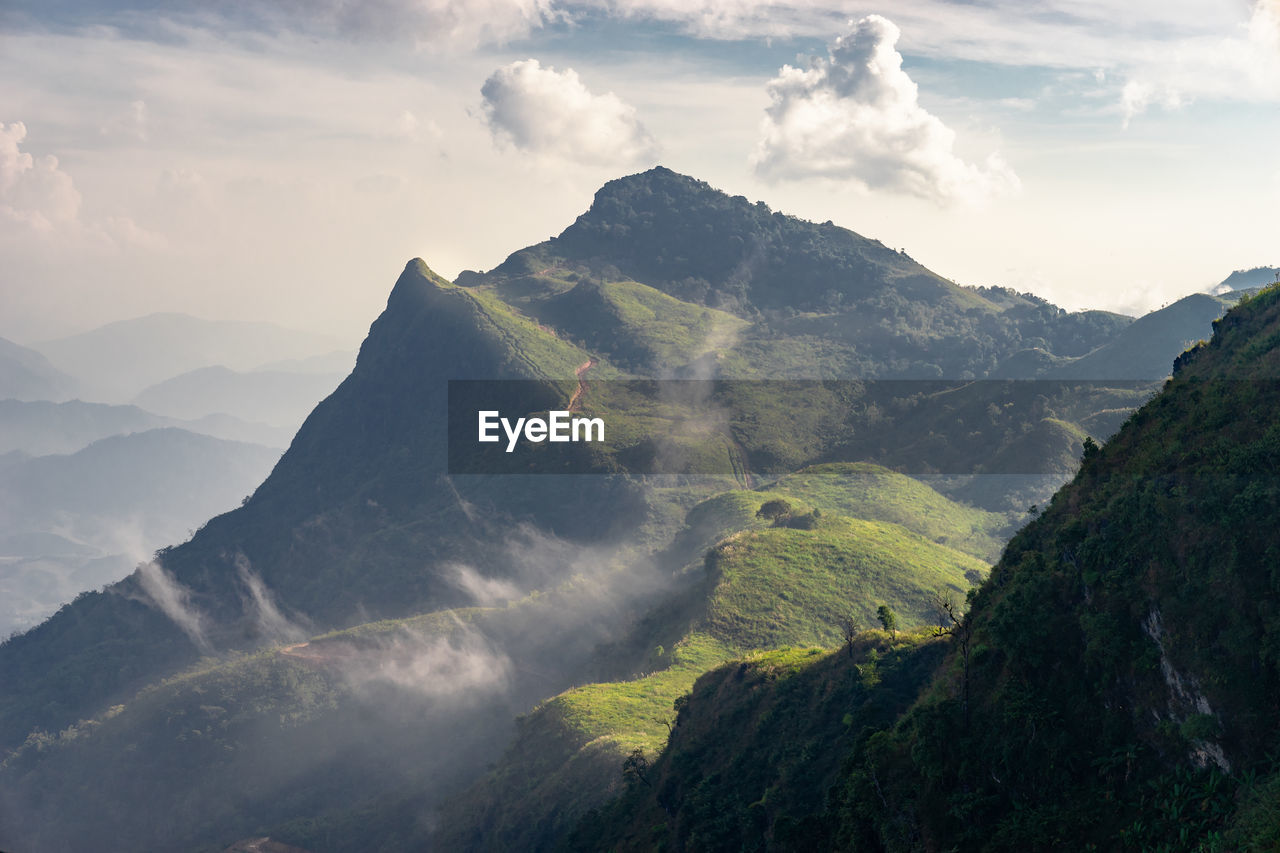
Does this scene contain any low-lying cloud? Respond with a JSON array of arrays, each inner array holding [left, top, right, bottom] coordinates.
[[449, 563, 522, 606], [751, 15, 1020, 207], [234, 553, 309, 644], [338, 619, 513, 700], [135, 560, 211, 653], [480, 59, 660, 167]]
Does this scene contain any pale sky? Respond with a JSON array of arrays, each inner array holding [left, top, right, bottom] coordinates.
[[2, 0, 1278, 343]]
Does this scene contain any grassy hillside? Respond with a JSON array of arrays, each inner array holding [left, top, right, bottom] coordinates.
[[765, 463, 1010, 562], [0, 461, 998, 852], [433, 473, 988, 850], [487, 273, 749, 373], [0, 610, 488, 852], [701, 517, 980, 648]]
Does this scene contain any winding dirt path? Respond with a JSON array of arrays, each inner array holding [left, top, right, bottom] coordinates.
[[568, 357, 598, 412]]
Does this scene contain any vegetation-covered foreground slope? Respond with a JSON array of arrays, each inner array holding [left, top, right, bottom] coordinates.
[[433, 467, 991, 851], [579, 284, 1280, 851], [569, 635, 949, 853]]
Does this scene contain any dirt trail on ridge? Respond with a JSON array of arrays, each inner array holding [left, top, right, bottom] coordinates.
[[568, 358, 598, 412]]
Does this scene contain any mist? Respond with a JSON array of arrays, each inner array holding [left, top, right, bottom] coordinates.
[[134, 559, 211, 653], [234, 553, 310, 644], [334, 617, 514, 701]]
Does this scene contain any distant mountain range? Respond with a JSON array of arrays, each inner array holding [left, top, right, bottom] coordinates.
[[132, 365, 346, 428], [1215, 265, 1280, 292], [992, 291, 1240, 380], [0, 428, 282, 636], [0, 337, 80, 402], [34, 312, 349, 401], [0, 398, 293, 456], [0, 320, 352, 637], [0, 167, 1273, 852]]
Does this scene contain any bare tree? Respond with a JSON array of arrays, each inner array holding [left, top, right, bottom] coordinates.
[[839, 614, 859, 659], [932, 593, 972, 727], [622, 748, 653, 789]]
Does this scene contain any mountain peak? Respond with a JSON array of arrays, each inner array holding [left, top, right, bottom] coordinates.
[[589, 165, 715, 199], [385, 258, 455, 309], [570, 166, 759, 231], [540, 167, 956, 316], [404, 257, 453, 288]]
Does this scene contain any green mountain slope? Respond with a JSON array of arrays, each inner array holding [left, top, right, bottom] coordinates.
[[485, 274, 749, 374], [765, 463, 1010, 562], [0, 610, 509, 852], [493, 166, 966, 316], [433, 472, 988, 851], [574, 282, 1280, 851], [1043, 291, 1237, 379]]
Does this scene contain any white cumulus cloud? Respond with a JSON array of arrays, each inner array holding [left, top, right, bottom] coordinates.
[[0, 122, 83, 230], [480, 59, 660, 166], [750, 15, 1020, 206]]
